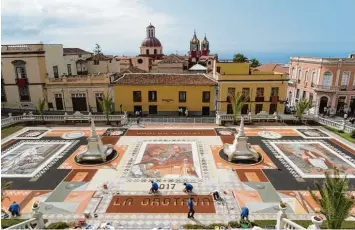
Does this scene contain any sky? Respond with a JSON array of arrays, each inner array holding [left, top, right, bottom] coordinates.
[[2, 0, 355, 63]]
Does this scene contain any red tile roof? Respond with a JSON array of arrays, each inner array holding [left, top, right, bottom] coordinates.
[[114, 73, 217, 86], [63, 48, 92, 55], [253, 63, 289, 74]]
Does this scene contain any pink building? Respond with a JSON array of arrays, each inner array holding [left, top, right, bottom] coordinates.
[[288, 56, 355, 116]]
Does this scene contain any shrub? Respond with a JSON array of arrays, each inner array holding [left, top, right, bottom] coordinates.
[[46, 221, 70, 229], [338, 130, 345, 133], [351, 130, 355, 139], [1, 218, 28, 228], [228, 220, 240, 228]]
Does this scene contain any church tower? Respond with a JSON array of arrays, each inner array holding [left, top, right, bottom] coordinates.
[[189, 30, 200, 63], [201, 34, 210, 56]]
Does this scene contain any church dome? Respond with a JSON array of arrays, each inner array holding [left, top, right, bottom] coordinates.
[[141, 37, 162, 47]]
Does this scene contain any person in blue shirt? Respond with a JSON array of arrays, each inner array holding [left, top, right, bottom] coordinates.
[[187, 197, 195, 219], [8, 201, 20, 217], [183, 183, 193, 192], [241, 206, 249, 220], [150, 180, 159, 194]]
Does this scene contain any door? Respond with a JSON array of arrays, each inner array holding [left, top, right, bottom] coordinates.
[[269, 104, 277, 114], [95, 93, 103, 113], [241, 104, 249, 114], [202, 106, 210, 116], [149, 105, 157, 114], [319, 96, 328, 114], [55, 94, 64, 110], [71, 93, 87, 112], [134, 105, 142, 114], [179, 106, 186, 115], [255, 104, 263, 114], [350, 96, 355, 115], [336, 96, 346, 115], [227, 104, 233, 114]]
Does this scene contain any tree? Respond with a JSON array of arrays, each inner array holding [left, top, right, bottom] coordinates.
[[295, 98, 312, 123], [37, 98, 46, 124], [229, 92, 248, 124], [249, 58, 261, 68], [310, 168, 354, 229], [233, 53, 248, 63], [98, 92, 113, 125], [93, 43, 102, 56]]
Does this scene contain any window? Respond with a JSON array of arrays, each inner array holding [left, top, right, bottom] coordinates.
[[137, 58, 143, 64], [302, 91, 306, 99], [133, 91, 142, 102], [353, 76, 355, 90], [311, 71, 317, 86], [305, 71, 309, 82], [19, 86, 30, 101], [309, 93, 313, 102], [154, 49, 157, 55], [202, 91, 210, 102], [242, 88, 250, 101], [146, 49, 150, 55], [322, 72, 332, 87], [216, 66, 221, 73], [290, 68, 294, 79], [53, 66, 59, 78], [148, 91, 157, 102], [256, 87, 264, 102], [12, 60, 27, 79], [55, 93, 64, 110], [67, 64, 72, 75], [297, 69, 302, 83], [94, 60, 99, 65], [341, 72, 350, 90], [227, 87, 235, 102], [296, 89, 300, 98], [271, 87, 279, 96], [179, 91, 186, 102]]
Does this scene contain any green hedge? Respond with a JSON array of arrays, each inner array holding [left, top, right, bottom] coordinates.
[[182, 220, 355, 229], [46, 221, 70, 229], [1, 218, 28, 228]]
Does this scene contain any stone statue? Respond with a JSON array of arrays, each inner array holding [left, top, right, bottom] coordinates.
[[75, 118, 114, 163], [223, 116, 259, 162]]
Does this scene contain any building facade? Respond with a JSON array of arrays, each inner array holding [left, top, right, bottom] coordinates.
[[288, 57, 355, 115], [1, 44, 48, 109], [112, 73, 218, 116], [45, 74, 110, 112], [215, 62, 289, 115]]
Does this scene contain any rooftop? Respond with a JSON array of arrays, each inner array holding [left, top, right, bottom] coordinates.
[[63, 48, 92, 55], [189, 63, 207, 71], [253, 63, 289, 74], [114, 73, 217, 86]]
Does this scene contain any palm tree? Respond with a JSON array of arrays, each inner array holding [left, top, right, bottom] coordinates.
[[229, 92, 248, 124], [37, 98, 46, 124], [310, 168, 354, 229], [249, 58, 261, 68], [98, 92, 113, 125], [295, 98, 312, 123], [233, 53, 248, 63]]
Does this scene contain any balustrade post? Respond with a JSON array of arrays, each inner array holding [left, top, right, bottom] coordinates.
[[215, 111, 221, 125], [341, 120, 345, 132], [276, 204, 287, 230], [307, 215, 324, 230], [32, 202, 45, 229]]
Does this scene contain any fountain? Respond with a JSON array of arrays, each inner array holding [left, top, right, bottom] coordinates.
[[222, 116, 261, 163], [75, 119, 116, 164]]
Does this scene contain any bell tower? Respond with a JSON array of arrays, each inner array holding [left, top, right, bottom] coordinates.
[[201, 34, 210, 56], [189, 29, 200, 63]]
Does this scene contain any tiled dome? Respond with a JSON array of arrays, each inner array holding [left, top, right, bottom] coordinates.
[[141, 37, 162, 47]]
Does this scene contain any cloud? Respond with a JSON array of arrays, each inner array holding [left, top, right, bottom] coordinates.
[[1, 0, 178, 54]]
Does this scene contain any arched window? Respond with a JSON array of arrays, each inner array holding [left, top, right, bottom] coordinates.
[[305, 71, 309, 82], [341, 72, 350, 87], [291, 68, 295, 79], [297, 69, 302, 80], [146, 49, 149, 55], [154, 49, 157, 55], [322, 71, 332, 87], [312, 71, 317, 84], [12, 60, 27, 79]]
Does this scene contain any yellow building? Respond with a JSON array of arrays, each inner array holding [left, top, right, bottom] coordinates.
[[113, 73, 218, 116], [215, 62, 289, 114]]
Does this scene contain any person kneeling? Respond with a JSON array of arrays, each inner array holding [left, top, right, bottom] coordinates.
[[149, 180, 159, 194], [183, 183, 193, 193]]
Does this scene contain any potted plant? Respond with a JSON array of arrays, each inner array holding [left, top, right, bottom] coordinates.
[[239, 219, 251, 229], [311, 215, 324, 228], [279, 201, 287, 214]]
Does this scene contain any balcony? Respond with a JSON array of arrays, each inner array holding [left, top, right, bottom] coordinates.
[[255, 97, 264, 102], [288, 79, 297, 86], [312, 84, 339, 92]]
